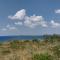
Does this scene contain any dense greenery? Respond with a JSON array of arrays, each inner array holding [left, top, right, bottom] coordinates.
[[33, 53, 53, 60], [44, 34, 60, 43], [52, 45, 60, 59]]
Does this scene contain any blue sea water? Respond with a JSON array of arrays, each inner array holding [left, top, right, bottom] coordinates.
[[0, 36, 43, 42]]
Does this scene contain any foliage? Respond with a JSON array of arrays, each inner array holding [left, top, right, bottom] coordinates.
[[52, 45, 60, 58], [24, 40, 30, 42], [0, 43, 2, 46], [10, 40, 20, 49], [0, 34, 60, 60], [33, 53, 53, 60], [44, 34, 60, 43], [32, 39, 39, 43]]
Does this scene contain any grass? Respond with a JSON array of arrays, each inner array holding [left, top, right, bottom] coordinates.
[[1, 49, 11, 55], [10, 40, 20, 49], [33, 53, 53, 60], [0, 35, 60, 60]]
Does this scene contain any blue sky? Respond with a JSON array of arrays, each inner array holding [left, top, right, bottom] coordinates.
[[0, 0, 60, 36]]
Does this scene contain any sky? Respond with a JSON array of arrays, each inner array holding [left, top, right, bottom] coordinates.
[[0, 0, 60, 36]]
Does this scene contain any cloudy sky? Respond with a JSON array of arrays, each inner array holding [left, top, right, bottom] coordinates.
[[0, 0, 60, 36]]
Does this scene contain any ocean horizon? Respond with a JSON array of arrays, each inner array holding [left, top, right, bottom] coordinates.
[[0, 35, 44, 42]]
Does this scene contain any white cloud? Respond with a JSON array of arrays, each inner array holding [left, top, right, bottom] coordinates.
[[6, 24, 10, 28], [40, 21, 48, 27], [9, 27, 16, 30], [51, 20, 60, 28], [55, 9, 60, 13], [8, 9, 26, 20], [15, 22, 23, 25], [6, 24, 17, 30], [0, 24, 17, 32], [2, 28, 7, 31], [28, 15, 44, 22], [8, 9, 48, 28], [24, 15, 47, 28]]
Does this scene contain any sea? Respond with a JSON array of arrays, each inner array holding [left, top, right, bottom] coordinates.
[[0, 35, 44, 42]]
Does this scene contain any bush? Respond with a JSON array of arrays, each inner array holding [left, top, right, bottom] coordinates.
[[10, 40, 20, 49], [33, 53, 53, 60], [52, 45, 60, 58], [0, 42, 2, 46], [23, 40, 30, 44], [32, 39, 39, 43], [44, 34, 60, 43]]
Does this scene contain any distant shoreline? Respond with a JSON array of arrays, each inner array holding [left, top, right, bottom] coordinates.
[[0, 35, 43, 42]]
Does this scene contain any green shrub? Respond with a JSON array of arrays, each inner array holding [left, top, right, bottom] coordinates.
[[52, 45, 60, 58], [24, 40, 30, 42], [10, 40, 20, 49], [0, 42, 2, 46], [44, 34, 60, 43], [32, 39, 39, 43], [33, 53, 53, 60]]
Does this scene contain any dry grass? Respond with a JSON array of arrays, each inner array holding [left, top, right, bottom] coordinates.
[[0, 38, 60, 60]]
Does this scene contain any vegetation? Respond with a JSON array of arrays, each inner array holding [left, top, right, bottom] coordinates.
[[10, 40, 20, 49], [1, 49, 11, 55], [52, 45, 60, 59], [0, 34, 60, 60], [33, 53, 53, 60]]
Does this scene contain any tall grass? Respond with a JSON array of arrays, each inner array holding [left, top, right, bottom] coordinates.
[[33, 53, 53, 60]]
